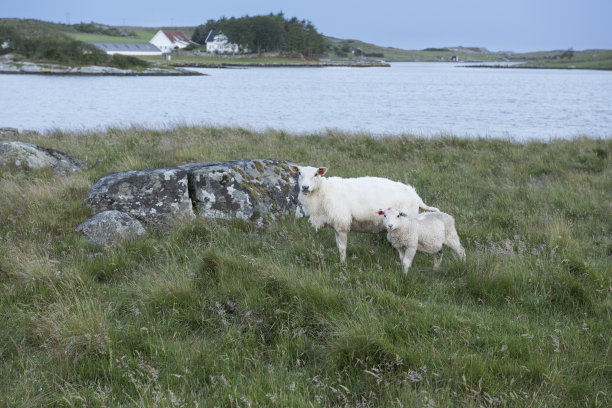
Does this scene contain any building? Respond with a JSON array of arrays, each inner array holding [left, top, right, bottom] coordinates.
[[205, 30, 240, 54], [149, 30, 195, 53], [89, 42, 162, 56]]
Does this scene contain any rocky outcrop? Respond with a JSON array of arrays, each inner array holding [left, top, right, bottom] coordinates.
[[0, 141, 88, 174], [85, 167, 195, 224], [183, 159, 304, 224], [0, 61, 203, 76], [83, 159, 303, 227], [75, 210, 146, 245]]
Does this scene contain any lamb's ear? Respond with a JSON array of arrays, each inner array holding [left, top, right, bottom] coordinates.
[[399, 212, 407, 217], [377, 209, 384, 215], [317, 167, 327, 176], [289, 165, 299, 173]]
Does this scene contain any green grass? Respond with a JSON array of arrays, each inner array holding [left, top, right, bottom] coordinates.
[[67, 30, 155, 43], [140, 54, 387, 67], [516, 50, 612, 70], [1, 127, 611, 407]]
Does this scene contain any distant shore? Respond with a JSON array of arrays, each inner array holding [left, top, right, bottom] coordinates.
[[0, 61, 204, 76], [169, 61, 390, 68]]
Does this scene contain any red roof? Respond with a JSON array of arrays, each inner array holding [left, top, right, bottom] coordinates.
[[161, 30, 190, 44]]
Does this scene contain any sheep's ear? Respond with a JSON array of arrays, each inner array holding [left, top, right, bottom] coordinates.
[[289, 165, 299, 173], [317, 167, 327, 176], [377, 209, 384, 215], [399, 212, 407, 217]]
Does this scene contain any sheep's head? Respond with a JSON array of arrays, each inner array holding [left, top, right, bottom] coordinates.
[[289, 165, 327, 194], [378, 207, 407, 231]]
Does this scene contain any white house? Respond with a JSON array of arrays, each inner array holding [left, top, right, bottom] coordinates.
[[149, 30, 195, 53], [205, 30, 240, 54], [90, 42, 162, 56]]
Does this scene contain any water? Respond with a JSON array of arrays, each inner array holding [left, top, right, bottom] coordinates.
[[1, 62, 611, 141]]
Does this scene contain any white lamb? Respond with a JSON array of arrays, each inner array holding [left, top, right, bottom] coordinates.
[[378, 207, 466, 273], [290, 165, 439, 262]]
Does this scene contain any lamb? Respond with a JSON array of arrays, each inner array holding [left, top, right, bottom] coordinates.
[[290, 165, 439, 262], [378, 207, 466, 273]]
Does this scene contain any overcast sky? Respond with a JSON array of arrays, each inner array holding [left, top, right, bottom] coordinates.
[[4, 0, 612, 52]]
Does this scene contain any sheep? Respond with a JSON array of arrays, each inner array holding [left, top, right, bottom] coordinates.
[[289, 165, 439, 262], [377, 207, 466, 273]]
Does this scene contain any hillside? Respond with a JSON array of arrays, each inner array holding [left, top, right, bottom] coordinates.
[[1, 126, 610, 407], [0, 18, 150, 69], [3, 18, 610, 69]]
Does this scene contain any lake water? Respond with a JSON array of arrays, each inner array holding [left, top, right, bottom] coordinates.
[[1, 62, 611, 141]]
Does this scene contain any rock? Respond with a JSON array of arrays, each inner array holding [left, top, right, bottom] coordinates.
[[182, 159, 303, 225], [0, 127, 20, 138], [83, 159, 304, 227], [0, 141, 88, 174], [0, 61, 203, 76], [75, 210, 146, 245], [85, 166, 195, 224]]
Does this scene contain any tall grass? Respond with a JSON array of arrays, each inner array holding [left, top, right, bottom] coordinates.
[[1, 126, 610, 407]]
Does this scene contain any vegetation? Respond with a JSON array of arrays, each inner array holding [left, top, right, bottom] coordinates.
[[516, 49, 612, 70], [67, 29, 155, 44], [0, 126, 610, 407], [192, 13, 326, 57], [71, 22, 136, 38], [0, 18, 149, 69]]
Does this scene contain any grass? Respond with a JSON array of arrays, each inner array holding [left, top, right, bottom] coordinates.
[[0, 126, 610, 407], [517, 50, 612, 70], [67, 30, 155, 44], [140, 54, 387, 67]]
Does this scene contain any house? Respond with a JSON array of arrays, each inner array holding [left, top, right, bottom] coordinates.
[[90, 42, 162, 56], [149, 30, 196, 53], [205, 30, 240, 54]]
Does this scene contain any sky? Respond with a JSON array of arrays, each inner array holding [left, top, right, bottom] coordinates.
[[4, 0, 612, 52]]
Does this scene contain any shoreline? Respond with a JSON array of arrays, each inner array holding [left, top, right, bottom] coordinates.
[[169, 61, 391, 68], [0, 61, 204, 76]]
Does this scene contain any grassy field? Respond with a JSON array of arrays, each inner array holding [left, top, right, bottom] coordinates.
[[66, 30, 155, 43], [0, 126, 610, 407], [139, 54, 388, 67], [516, 50, 612, 70]]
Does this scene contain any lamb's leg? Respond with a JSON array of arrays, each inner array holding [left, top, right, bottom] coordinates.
[[396, 248, 405, 270], [334, 230, 348, 263], [401, 246, 417, 274], [434, 250, 443, 269], [445, 232, 466, 261]]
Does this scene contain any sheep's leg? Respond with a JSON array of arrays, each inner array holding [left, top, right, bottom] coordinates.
[[334, 230, 348, 263], [401, 246, 417, 274], [433, 250, 443, 269]]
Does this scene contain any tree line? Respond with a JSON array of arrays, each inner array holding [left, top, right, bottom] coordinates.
[[191, 13, 326, 57]]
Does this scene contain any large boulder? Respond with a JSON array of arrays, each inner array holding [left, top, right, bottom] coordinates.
[[85, 167, 195, 224], [0, 141, 88, 175], [75, 210, 146, 245], [182, 159, 303, 225], [83, 159, 303, 227]]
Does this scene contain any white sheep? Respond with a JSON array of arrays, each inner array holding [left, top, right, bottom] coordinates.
[[290, 165, 439, 262], [378, 207, 466, 273]]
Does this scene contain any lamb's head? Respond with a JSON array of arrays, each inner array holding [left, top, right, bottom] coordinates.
[[290, 165, 327, 194], [377, 207, 408, 231]]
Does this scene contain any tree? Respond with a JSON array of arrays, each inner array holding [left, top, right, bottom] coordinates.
[[192, 13, 326, 57], [191, 19, 217, 44]]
